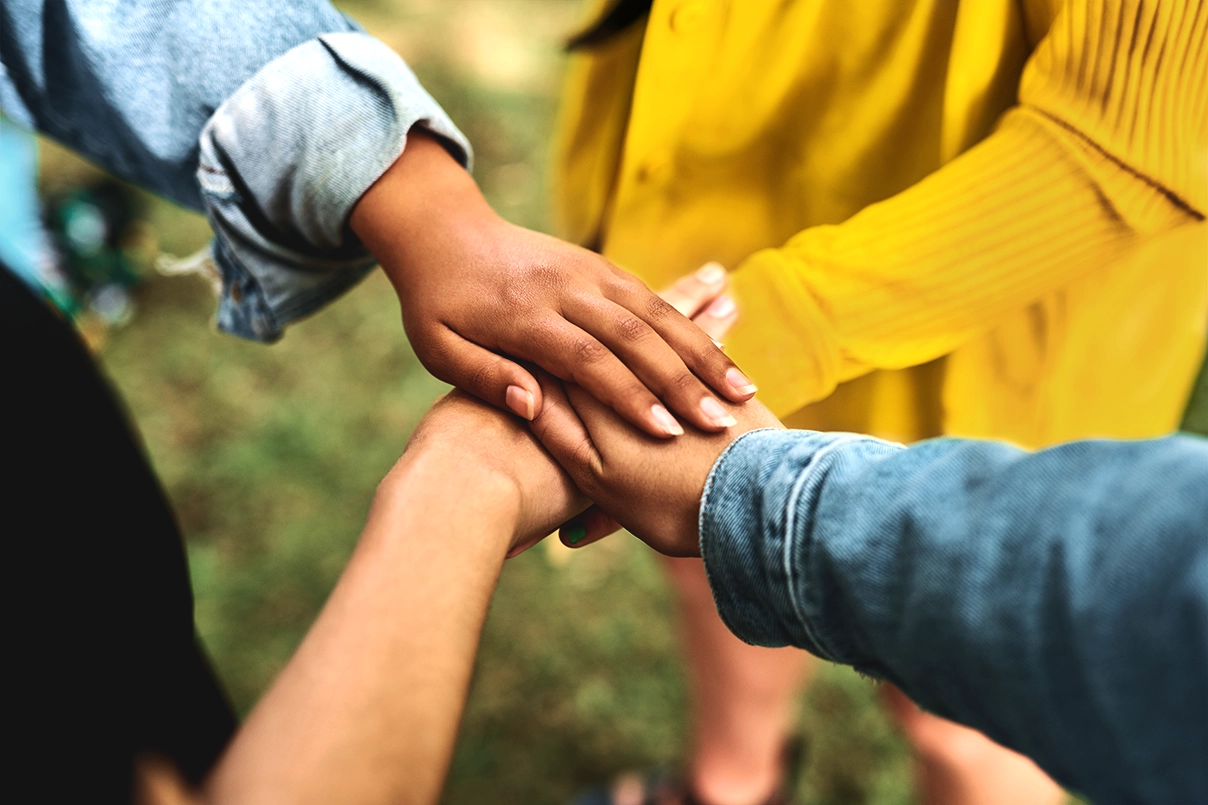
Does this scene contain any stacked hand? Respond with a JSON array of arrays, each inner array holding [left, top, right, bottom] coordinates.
[[356, 129, 781, 557], [351, 131, 758, 439], [401, 257, 780, 560], [529, 374, 781, 557]]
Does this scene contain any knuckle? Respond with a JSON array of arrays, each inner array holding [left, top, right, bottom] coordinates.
[[499, 281, 531, 310], [622, 382, 654, 408], [669, 370, 700, 393], [616, 273, 647, 294], [466, 359, 498, 396], [572, 336, 608, 364], [503, 261, 565, 307], [683, 339, 727, 371], [570, 437, 596, 469], [644, 294, 678, 322], [602, 260, 635, 282], [572, 454, 604, 494], [705, 347, 737, 371], [615, 315, 651, 343], [520, 317, 563, 356], [522, 260, 568, 292]]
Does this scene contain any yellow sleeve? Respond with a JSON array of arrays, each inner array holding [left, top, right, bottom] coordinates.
[[729, 0, 1208, 416]]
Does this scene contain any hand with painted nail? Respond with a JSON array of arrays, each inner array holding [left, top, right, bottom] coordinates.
[[350, 131, 756, 439], [564, 263, 747, 545], [399, 389, 589, 557], [529, 373, 782, 557]]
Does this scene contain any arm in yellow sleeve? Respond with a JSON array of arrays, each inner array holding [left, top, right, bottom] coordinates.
[[729, 0, 1207, 416]]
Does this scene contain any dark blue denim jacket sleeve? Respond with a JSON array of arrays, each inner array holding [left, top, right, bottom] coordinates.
[[0, 1, 470, 341], [700, 429, 1208, 805]]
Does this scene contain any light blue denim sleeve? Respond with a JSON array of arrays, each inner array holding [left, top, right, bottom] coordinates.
[[0, 1, 470, 341], [700, 430, 1208, 805], [197, 32, 470, 341]]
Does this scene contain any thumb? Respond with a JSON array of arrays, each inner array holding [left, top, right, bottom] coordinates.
[[690, 293, 739, 342], [434, 330, 543, 420], [528, 371, 603, 493], [660, 262, 728, 317], [559, 505, 623, 549]]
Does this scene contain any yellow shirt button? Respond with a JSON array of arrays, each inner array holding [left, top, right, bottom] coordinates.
[[636, 153, 673, 184], [669, 2, 707, 34]]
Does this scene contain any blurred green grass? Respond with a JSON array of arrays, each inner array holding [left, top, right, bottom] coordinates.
[[36, 2, 1206, 804]]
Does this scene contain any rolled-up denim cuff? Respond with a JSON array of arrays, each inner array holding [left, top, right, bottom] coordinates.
[[700, 428, 889, 657], [700, 429, 813, 649], [208, 235, 376, 342], [198, 32, 472, 341]]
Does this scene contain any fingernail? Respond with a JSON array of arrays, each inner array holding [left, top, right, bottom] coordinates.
[[506, 385, 535, 420], [726, 367, 757, 395], [700, 397, 738, 427], [651, 404, 684, 436], [565, 523, 588, 545], [695, 262, 726, 285], [706, 294, 736, 317]]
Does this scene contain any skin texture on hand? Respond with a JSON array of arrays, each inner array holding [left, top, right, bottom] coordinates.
[[348, 129, 757, 439], [558, 267, 749, 547], [530, 375, 783, 557]]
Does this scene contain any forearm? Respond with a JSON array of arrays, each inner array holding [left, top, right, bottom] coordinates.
[[726, 109, 1199, 415], [350, 131, 497, 300], [701, 430, 1208, 803], [206, 455, 518, 805], [0, 2, 475, 342], [197, 34, 470, 342]]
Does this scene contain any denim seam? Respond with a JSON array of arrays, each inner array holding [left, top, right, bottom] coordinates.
[[209, 234, 281, 340], [782, 435, 864, 660], [697, 428, 782, 550]]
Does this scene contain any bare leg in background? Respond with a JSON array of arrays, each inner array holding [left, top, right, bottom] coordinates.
[[883, 686, 1066, 805], [664, 556, 813, 805]]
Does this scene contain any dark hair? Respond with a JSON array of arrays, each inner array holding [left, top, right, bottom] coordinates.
[[566, 0, 654, 49]]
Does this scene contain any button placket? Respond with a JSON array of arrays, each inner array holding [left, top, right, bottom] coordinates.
[[669, 2, 708, 34]]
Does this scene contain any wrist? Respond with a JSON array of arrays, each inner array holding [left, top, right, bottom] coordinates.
[[349, 128, 499, 292], [375, 447, 524, 553]]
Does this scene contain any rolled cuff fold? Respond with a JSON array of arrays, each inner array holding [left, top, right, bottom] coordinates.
[[700, 428, 861, 654], [197, 32, 472, 342]]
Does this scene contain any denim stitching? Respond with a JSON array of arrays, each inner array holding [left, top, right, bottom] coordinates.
[[782, 435, 864, 660]]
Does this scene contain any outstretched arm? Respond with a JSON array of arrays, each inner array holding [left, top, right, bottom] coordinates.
[[529, 381, 1208, 804], [131, 268, 736, 805], [1, 1, 753, 435], [722, 0, 1207, 415], [700, 430, 1208, 805], [195, 393, 585, 805]]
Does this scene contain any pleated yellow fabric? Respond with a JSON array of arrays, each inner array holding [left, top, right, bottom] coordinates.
[[554, 0, 1208, 447]]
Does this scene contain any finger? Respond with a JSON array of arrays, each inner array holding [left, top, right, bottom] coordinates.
[[659, 262, 728, 317], [690, 293, 739, 342], [510, 317, 685, 439], [528, 370, 604, 493], [561, 380, 631, 450], [606, 279, 758, 403], [560, 505, 623, 549], [427, 327, 543, 420], [563, 296, 737, 432]]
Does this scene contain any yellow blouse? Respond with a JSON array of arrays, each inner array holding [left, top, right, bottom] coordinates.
[[553, 0, 1208, 446]]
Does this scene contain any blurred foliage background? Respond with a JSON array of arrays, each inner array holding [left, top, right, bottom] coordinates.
[[32, 1, 1207, 803]]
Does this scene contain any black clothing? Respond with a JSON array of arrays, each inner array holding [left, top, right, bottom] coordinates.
[[4, 267, 236, 803]]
